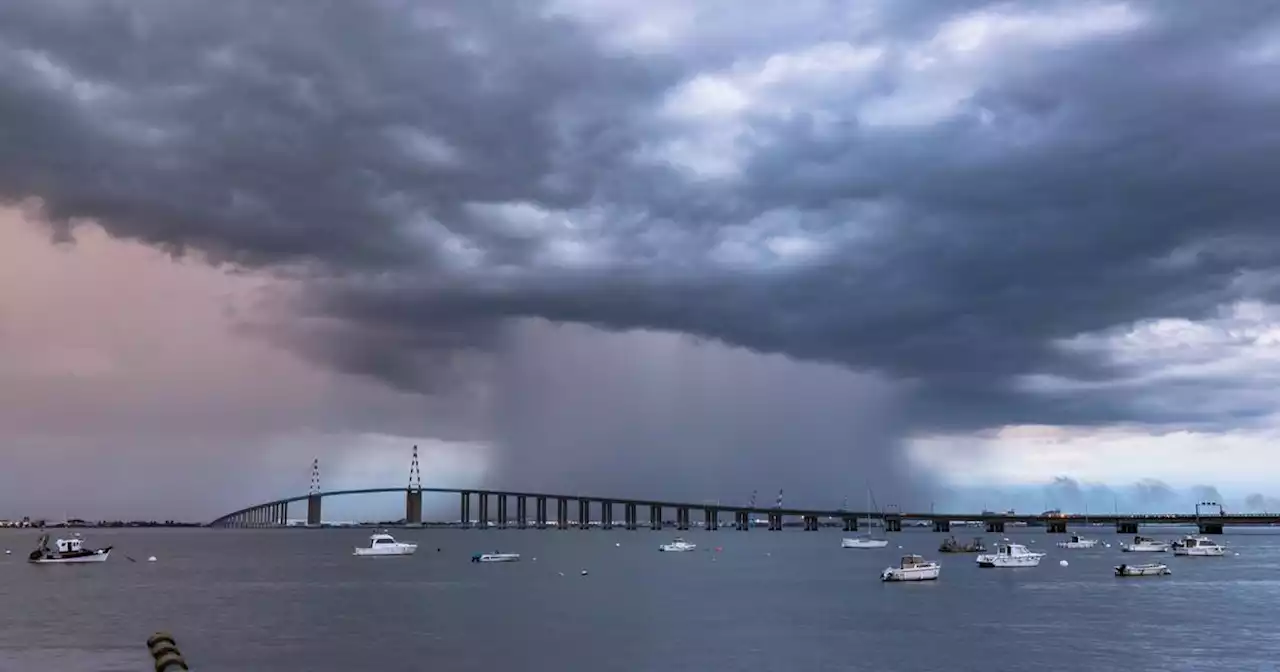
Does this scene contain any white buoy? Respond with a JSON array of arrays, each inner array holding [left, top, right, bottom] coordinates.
[[580, 569, 589, 576], [148, 556, 157, 562], [615, 542, 620, 547], [897, 545, 903, 549], [1059, 560, 1069, 567], [4, 550, 10, 555], [558, 572, 565, 576], [1104, 543, 1111, 548]]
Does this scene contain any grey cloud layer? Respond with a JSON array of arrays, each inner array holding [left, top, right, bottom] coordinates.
[[3, 0, 1280, 431]]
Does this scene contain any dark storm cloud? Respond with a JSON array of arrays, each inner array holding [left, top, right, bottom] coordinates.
[[3, 0, 1280, 436]]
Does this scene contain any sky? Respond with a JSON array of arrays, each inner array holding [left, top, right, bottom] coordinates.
[[3, 0, 1280, 520]]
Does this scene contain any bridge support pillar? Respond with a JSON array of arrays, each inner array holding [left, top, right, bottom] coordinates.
[[803, 515, 819, 531], [278, 503, 288, 525], [460, 491, 471, 529], [557, 498, 569, 530], [578, 499, 590, 529], [307, 494, 322, 527], [843, 516, 859, 532], [405, 490, 423, 525], [495, 495, 507, 529], [676, 507, 690, 530], [986, 520, 1005, 533], [933, 520, 950, 533], [535, 496, 547, 529], [477, 493, 489, 530], [768, 512, 783, 531], [1198, 522, 1224, 535], [624, 503, 637, 530], [650, 505, 662, 530], [516, 496, 528, 529], [735, 511, 749, 530], [1046, 520, 1067, 534], [884, 516, 902, 533], [704, 508, 718, 531], [1116, 521, 1138, 534], [601, 501, 613, 529]]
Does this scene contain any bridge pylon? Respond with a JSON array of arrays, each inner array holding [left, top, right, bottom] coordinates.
[[406, 445, 423, 524], [306, 458, 322, 526]]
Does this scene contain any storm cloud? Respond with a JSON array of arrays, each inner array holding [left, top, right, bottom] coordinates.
[[3, 1, 1280, 508]]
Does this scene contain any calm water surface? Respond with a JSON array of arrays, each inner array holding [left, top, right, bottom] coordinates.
[[1, 527, 1278, 671]]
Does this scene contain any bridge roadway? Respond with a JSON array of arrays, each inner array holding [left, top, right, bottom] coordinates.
[[209, 487, 1278, 534]]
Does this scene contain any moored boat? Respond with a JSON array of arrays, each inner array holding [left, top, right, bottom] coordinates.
[[659, 538, 697, 552], [976, 541, 1045, 568], [881, 554, 941, 582], [1056, 534, 1099, 549], [472, 552, 521, 563], [938, 536, 986, 553], [1114, 562, 1171, 577], [353, 532, 417, 557], [28, 534, 111, 564], [1171, 535, 1227, 557], [842, 535, 890, 549], [1121, 536, 1169, 553]]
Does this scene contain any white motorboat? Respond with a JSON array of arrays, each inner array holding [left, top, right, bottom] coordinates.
[[352, 532, 417, 557], [472, 552, 521, 563], [1121, 535, 1169, 553], [1055, 534, 1099, 549], [842, 535, 890, 549], [659, 538, 697, 552], [27, 533, 111, 564], [1171, 535, 1227, 557], [976, 542, 1045, 568], [881, 554, 941, 582], [1114, 562, 1171, 577]]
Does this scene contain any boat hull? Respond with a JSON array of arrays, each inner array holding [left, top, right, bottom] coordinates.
[[1172, 547, 1226, 557], [29, 547, 112, 564], [976, 554, 1044, 568], [842, 538, 889, 549], [1115, 563, 1171, 576], [1056, 541, 1099, 549], [353, 545, 417, 557], [1121, 544, 1168, 553], [473, 553, 521, 562], [881, 565, 941, 582], [658, 545, 697, 552]]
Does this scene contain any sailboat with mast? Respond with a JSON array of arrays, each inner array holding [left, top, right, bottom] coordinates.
[[841, 488, 889, 549]]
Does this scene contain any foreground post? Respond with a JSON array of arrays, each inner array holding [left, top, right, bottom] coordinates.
[[147, 632, 189, 671]]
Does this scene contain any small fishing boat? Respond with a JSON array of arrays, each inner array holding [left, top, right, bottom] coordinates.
[[1114, 562, 1171, 577], [976, 542, 1044, 568], [471, 552, 521, 563], [1056, 534, 1099, 549], [1121, 536, 1169, 553], [842, 535, 890, 549], [659, 538, 697, 552], [881, 554, 941, 582], [353, 532, 417, 557], [938, 536, 986, 553], [1171, 536, 1227, 557], [28, 533, 111, 564]]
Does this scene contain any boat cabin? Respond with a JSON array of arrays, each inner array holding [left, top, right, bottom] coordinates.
[[368, 534, 399, 546], [1133, 535, 1155, 544], [56, 538, 84, 553], [1179, 536, 1221, 549], [900, 554, 927, 568]]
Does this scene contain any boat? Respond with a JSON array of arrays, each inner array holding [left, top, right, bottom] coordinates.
[[1055, 534, 1099, 549], [471, 552, 521, 563], [881, 554, 941, 582], [842, 536, 890, 549], [1114, 562, 1171, 577], [1171, 535, 1227, 557], [975, 541, 1045, 568], [352, 532, 417, 557], [658, 538, 697, 552], [27, 533, 111, 564], [1121, 535, 1169, 553], [842, 487, 889, 549], [938, 536, 986, 553]]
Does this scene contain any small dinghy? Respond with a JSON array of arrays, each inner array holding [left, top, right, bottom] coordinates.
[[841, 535, 889, 549], [1056, 534, 1099, 549], [28, 533, 111, 564], [1121, 536, 1169, 553], [881, 554, 941, 582], [1114, 562, 1171, 577], [472, 552, 521, 563]]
